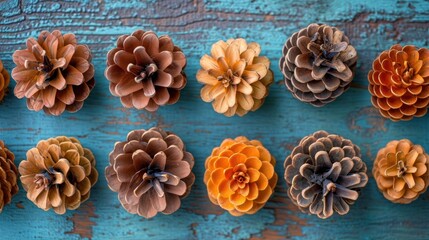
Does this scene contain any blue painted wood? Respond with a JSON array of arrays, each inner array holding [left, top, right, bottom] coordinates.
[[0, 0, 429, 239]]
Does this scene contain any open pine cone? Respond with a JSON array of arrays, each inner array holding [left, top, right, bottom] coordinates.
[[368, 45, 429, 121], [19, 136, 98, 214], [373, 139, 429, 204], [0, 141, 19, 213], [204, 136, 277, 216], [280, 23, 357, 106], [12, 30, 95, 116], [0, 60, 10, 102], [284, 131, 368, 219], [106, 30, 187, 111], [197, 38, 273, 117], [105, 127, 195, 218]]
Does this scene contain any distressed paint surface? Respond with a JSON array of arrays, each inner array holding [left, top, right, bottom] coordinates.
[[0, 0, 429, 239]]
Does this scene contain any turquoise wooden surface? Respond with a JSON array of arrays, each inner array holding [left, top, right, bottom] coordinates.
[[1, 0, 429, 239]]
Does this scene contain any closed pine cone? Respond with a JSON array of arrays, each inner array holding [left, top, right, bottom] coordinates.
[[373, 139, 429, 204], [12, 30, 95, 116], [0, 60, 10, 102], [197, 39, 273, 117], [284, 131, 368, 219], [105, 30, 187, 111], [279, 23, 357, 106], [105, 127, 195, 218], [368, 45, 429, 121], [204, 136, 277, 216], [0, 141, 19, 213], [19, 136, 98, 214]]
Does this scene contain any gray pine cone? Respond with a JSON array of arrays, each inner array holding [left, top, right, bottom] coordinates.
[[279, 23, 357, 106], [284, 131, 368, 219]]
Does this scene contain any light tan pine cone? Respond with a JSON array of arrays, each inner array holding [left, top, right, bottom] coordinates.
[[19, 136, 98, 214]]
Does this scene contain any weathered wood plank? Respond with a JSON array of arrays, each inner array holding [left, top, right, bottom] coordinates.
[[0, 0, 429, 239]]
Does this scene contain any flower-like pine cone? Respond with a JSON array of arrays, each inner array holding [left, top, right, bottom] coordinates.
[[204, 137, 277, 216], [105, 127, 195, 218], [280, 23, 357, 106], [106, 30, 187, 111], [284, 131, 368, 219], [12, 30, 95, 116], [0, 141, 19, 213], [368, 45, 429, 121], [197, 39, 273, 117], [0, 60, 10, 102], [373, 139, 429, 204], [18, 136, 98, 214]]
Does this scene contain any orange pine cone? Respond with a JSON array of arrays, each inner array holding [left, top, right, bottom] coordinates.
[[204, 137, 277, 216], [368, 44, 429, 121], [0, 60, 10, 102]]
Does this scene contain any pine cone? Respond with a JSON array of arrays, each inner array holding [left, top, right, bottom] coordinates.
[[197, 38, 273, 117], [204, 136, 277, 216], [0, 141, 18, 213], [373, 139, 429, 204], [18, 136, 98, 214], [284, 131, 368, 219], [105, 30, 187, 111], [368, 45, 429, 121], [105, 127, 195, 218], [12, 30, 95, 116], [280, 23, 357, 106], [0, 60, 10, 102]]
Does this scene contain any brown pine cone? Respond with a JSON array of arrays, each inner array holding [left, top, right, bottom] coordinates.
[[368, 45, 429, 121], [0, 141, 19, 213], [19, 136, 98, 214], [0, 60, 10, 102], [373, 139, 429, 204], [197, 38, 273, 117], [105, 127, 195, 218], [12, 30, 95, 116], [105, 30, 187, 111], [284, 131, 368, 219], [280, 23, 357, 106]]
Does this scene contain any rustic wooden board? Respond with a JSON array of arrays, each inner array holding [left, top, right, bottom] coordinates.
[[1, 0, 429, 239]]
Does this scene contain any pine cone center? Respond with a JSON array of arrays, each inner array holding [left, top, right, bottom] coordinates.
[[25, 44, 65, 89], [34, 168, 64, 190], [128, 63, 158, 83], [217, 69, 241, 87], [397, 61, 417, 84], [232, 171, 250, 185], [309, 32, 347, 66]]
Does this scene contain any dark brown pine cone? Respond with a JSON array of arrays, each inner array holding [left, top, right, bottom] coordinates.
[[279, 23, 357, 106], [12, 30, 95, 116], [0, 140, 19, 213], [0, 60, 10, 102], [105, 30, 187, 111], [284, 131, 368, 219], [105, 127, 195, 218]]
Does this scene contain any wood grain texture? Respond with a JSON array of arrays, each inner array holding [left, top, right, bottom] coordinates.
[[1, 0, 429, 239]]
